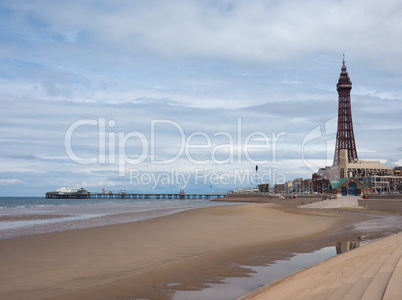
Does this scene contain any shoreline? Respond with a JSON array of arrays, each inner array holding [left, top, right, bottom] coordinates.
[[0, 198, 230, 241], [0, 201, 400, 299]]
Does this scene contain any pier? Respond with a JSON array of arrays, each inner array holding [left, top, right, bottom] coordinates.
[[46, 192, 226, 200]]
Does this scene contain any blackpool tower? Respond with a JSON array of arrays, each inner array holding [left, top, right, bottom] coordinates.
[[333, 57, 358, 166]]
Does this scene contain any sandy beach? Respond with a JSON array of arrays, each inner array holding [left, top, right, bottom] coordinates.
[[0, 201, 400, 300]]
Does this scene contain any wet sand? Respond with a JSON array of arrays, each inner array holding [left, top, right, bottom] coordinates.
[[0, 214, 72, 222], [0, 201, 400, 300]]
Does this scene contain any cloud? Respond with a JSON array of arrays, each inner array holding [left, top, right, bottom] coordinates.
[[7, 154, 40, 160], [2, 1, 402, 67], [0, 1, 401, 195], [0, 179, 24, 185]]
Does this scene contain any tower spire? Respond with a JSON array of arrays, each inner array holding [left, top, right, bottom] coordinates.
[[333, 57, 358, 166]]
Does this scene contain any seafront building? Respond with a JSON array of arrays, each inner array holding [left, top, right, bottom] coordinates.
[[284, 181, 293, 194], [273, 183, 285, 194], [327, 148, 393, 181], [312, 58, 400, 195], [275, 178, 313, 195], [326, 177, 372, 196]]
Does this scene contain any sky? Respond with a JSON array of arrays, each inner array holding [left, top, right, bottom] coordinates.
[[1, 0, 401, 196]]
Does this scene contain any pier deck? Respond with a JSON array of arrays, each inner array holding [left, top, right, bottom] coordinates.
[[46, 193, 226, 200]]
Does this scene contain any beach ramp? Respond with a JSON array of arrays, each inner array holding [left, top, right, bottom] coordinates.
[[298, 196, 360, 209]]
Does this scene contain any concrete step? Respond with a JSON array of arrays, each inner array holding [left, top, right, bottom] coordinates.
[[305, 252, 382, 299], [261, 258, 351, 300], [290, 241, 392, 300], [326, 254, 384, 300], [362, 250, 397, 279], [326, 242, 398, 300], [302, 239, 401, 300], [340, 248, 400, 300], [288, 252, 366, 299], [290, 246, 383, 300], [382, 251, 402, 300], [360, 244, 402, 300]]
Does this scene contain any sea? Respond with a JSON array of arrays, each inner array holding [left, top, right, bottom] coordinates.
[[0, 196, 232, 240]]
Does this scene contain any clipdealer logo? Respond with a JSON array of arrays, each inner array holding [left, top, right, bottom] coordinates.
[[301, 116, 337, 173], [128, 167, 286, 190], [64, 117, 287, 176]]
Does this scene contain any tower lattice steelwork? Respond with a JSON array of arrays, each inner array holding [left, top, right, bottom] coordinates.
[[333, 57, 358, 165]]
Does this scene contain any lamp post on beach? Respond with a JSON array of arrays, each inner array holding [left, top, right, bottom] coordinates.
[[255, 165, 259, 189]]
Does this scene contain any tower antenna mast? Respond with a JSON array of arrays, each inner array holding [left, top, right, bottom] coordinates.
[[333, 56, 358, 165]]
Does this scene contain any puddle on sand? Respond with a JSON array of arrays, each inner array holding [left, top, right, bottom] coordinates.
[[174, 240, 365, 300], [174, 246, 337, 300]]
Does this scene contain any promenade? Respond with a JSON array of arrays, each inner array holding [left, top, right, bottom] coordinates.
[[242, 233, 402, 300]]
